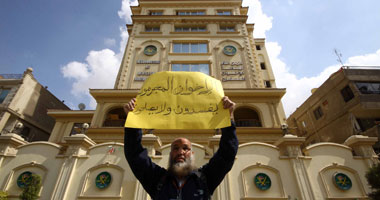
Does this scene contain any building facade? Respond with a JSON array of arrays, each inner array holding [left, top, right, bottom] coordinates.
[[0, 68, 70, 142], [0, 1, 378, 200], [287, 67, 380, 154]]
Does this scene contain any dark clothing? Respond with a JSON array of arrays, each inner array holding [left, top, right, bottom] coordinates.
[[124, 122, 238, 200]]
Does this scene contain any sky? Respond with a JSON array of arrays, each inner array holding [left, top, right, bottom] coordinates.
[[1, 0, 380, 116]]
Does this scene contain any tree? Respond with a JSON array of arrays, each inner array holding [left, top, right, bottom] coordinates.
[[19, 174, 41, 200], [366, 163, 380, 200]]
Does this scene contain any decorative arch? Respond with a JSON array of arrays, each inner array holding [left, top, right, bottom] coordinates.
[[239, 142, 279, 150], [17, 141, 62, 150], [234, 106, 262, 127], [89, 142, 124, 151], [79, 163, 124, 197], [319, 163, 367, 198], [216, 39, 244, 49], [103, 105, 126, 127], [240, 164, 286, 198], [3, 162, 47, 193], [139, 39, 165, 49]]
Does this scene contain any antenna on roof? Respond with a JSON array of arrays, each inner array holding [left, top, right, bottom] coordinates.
[[334, 48, 344, 66], [78, 103, 86, 111]]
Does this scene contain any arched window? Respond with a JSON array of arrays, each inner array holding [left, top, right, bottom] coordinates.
[[103, 108, 127, 127], [234, 107, 262, 127]]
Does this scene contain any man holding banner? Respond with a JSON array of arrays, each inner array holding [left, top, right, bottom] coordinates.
[[123, 72, 238, 200]]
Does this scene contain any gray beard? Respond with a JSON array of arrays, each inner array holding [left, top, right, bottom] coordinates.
[[168, 154, 197, 178]]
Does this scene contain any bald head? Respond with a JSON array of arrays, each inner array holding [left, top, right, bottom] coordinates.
[[170, 137, 193, 163]]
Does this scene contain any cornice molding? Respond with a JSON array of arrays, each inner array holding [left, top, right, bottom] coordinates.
[[131, 15, 248, 24]]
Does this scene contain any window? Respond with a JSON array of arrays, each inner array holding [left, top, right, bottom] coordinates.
[[313, 106, 323, 120], [177, 11, 205, 16], [264, 81, 271, 88], [104, 108, 127, 127], [256, 45, 261, 50], [173, 43, 207, 53], [219, 26, 235, 32], [260, 62, 266, 70], [175, 26, 206, 32], [150, 11, 163, 15], [172, 63, 209, 75], [0, 89, 10, 104], [340, 85, 354, 102], [145, 26, 160, 32], [355, 82, 380, 94], [217, 10, 232, 15], [357, 118, 380, 131], [302, 121, 307, 127], [234, 107, 262, 127]]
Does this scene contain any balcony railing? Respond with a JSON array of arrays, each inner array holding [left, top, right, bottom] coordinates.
[[235, 119, 262, 127], [0, 74, 23, 79]]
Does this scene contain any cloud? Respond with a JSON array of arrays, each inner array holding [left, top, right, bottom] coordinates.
[[118, 0, 138, 24], [243, 0, 273, 38], [61, 0, 136, 109], [243, 0, 380, 118], [267, 42, 380, 117], [266, 42, 341, 116], [346, 49, 380, 66], [104, 38, 116, 47], [61, 49, 120, 105]]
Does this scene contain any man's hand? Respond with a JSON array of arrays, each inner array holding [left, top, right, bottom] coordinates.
[[222, 96, 236, 118], [124, 98, 136, 114]]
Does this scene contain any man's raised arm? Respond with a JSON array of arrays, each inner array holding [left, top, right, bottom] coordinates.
[[202, 96, 239, 194], [123, 98, 166, 198]]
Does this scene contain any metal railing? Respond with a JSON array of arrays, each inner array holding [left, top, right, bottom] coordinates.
[[0, 74, 23, 79]]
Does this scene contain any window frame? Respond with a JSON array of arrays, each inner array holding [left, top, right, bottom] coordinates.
[[313, 106, 324, 120], [219, 26, 235, 32], [256, 45, 261, 50], [171, 63, 210, 75], [149, 10, 163, 15], [145, 25, 160, 32], [264, 81, 271, 88], [0, 88, 10, 104], [340, 85, 355, 102], [355, 82, 380, 94], [176, 10, 205, 16], [172, 42, 208, 54], [175, 26, 207, 32], [260, 62, 266, 70], [217, 10, 232, 15]]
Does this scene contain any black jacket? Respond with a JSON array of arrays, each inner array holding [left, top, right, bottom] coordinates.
[[124, 122, 238, 200]]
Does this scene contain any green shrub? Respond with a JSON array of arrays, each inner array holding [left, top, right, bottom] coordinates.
[[366, 163, 380, 199], [19, 174, 41, 200], [0, 191, 8, 200]]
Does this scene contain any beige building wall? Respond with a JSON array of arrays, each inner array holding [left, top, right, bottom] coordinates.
[[0, 68, 70, 142], [287, 68, 380, 151], [1, 1, 378, 200], [0, 131, 378, 199]]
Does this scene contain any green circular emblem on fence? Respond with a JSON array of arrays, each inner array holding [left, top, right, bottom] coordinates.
[[254, 173, 271, 190], [144, 45, 157, 56], [333, 173, 352, 190], [17, 171, 33, 188], [95, 172, 112, 189], [223, 45, 237, 56]]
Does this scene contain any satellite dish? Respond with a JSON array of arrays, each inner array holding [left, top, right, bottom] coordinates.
[[78, 103, 86, 111]]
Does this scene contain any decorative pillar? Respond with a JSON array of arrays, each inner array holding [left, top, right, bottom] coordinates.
[[208, 135, 231, 200], [50, 134, 95, 200], [275, 134, 315, 200], [0, 133, 27, 168], [141, 133, 161, 157], [344, 135, 379, 167]]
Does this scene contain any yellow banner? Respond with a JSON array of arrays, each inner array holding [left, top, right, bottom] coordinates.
[[125, 71, 231, 129]]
